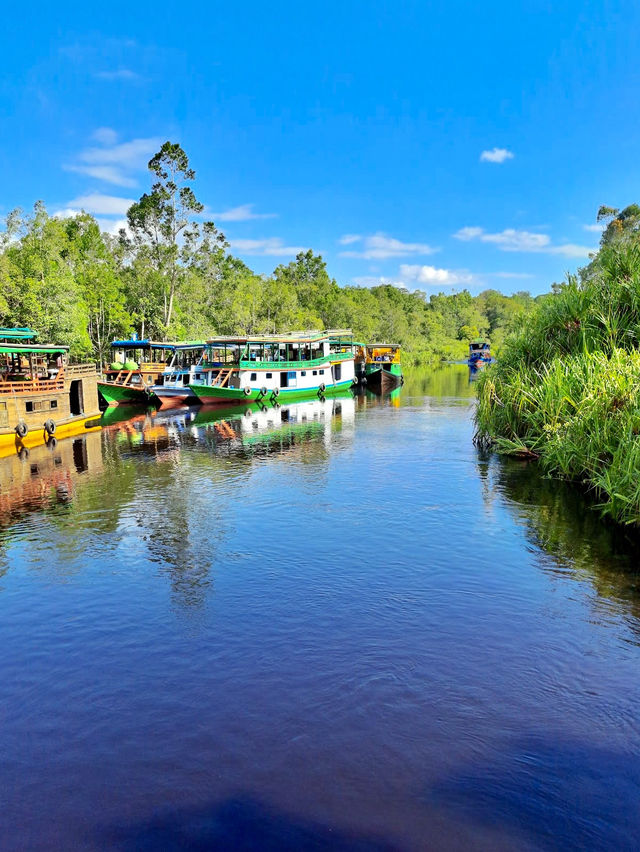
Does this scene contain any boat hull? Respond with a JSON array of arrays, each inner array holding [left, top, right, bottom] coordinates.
[[151, 386, 198, 408], [98, 381, 152, 407], [365, 363, 403, 389], [189, 378, 355, 405], [0, 413, 102, 459]]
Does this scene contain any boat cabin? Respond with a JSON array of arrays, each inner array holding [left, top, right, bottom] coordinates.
[[0, 327, 100, 451]]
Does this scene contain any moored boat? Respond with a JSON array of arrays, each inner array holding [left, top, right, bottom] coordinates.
[[98, 339, 177, 406], [189, 330, 357, 405], [355, 343, 403, 389], [150, 342, 207, 408], [0, 327, 101, 457], [468, 338, 491, 365]]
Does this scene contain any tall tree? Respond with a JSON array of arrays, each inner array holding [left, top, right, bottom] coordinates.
[[125, 142, 218, 334]]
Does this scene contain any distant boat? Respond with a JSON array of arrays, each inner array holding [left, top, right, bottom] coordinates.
[[0, 327, 101, 457], [189, 330, 357, 405], [468, 339, 491, 365], [355, 344, 403, 390], [98, 339, 176, 406]]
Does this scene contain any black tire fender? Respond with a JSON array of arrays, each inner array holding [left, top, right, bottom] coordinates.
[[318, 383, 326, 393], [44, 419, 56, 435], [243, 386, 252, 396], [15, 421, 28, 438], [272, 387, 280, 398]]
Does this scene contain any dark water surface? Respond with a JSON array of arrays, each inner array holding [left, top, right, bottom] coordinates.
[[2, 365, 640, 851]]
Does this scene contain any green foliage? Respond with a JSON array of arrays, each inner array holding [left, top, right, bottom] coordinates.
[[476, 233, 640, 525], [0, 141, 533, 367]]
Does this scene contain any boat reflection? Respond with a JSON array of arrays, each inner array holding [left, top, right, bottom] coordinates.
[[100, 393, 356, 461], [0, 431, 103, 529]]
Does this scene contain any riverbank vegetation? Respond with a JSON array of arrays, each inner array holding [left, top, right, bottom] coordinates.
[[0, 142, 532, 363], [476, 204, 640, 525]]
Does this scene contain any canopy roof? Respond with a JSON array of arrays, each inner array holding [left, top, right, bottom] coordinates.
[[0, 343, 68, 355], [0, 327, 38, 341], [110, 339, 197, 350], [367, 343, 400, 349]]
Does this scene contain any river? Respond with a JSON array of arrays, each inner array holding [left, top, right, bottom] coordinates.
[[1, 364, 639, 851]]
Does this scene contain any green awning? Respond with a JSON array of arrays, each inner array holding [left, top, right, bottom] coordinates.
[[0, 345, 68, 354]]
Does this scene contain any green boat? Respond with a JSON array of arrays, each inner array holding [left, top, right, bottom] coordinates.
[[355, 343, 403, 389], [188, 330, 357, 405], [98, 339, 179, 407]]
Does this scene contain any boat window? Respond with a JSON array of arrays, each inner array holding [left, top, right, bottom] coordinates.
[[195, 374, 201, 381], [319, 369, 325, 375], [301, 371, 306, 376], [50, 400, 58, 409], [0, 401, 7, 427], [313, 370, 317, 376], [25, 401, 33, 412], [266, 373, 272, 379], [250, 372, 257, 381]]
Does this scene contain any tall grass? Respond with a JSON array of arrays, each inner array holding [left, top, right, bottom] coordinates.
[[476, 242, 640, 525]]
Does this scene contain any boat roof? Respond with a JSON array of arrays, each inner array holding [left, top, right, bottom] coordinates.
[[367, 343, 400, 349], [111, 339, 204, 350], [0, 327, 38, 341], [0, 343, 68, 355]]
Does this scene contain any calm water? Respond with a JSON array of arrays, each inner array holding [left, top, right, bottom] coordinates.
[[2, 365, 640, 851]]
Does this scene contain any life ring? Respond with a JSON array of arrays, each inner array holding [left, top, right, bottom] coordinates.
[[243, 387, 252, 396], [44, 419, 56, 435], [318, 383, 326, 393], [15, 421, 28, 438]]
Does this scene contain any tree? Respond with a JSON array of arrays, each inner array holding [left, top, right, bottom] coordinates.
[[125, 142, 219, 335]]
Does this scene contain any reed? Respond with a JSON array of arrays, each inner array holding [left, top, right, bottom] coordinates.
[[476, 242, 640, 525]]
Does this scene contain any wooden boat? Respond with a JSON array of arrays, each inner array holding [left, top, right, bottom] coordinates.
[[98, 339, 177, 406], [150, 342, 207, 408], [188, 331, 357, 405], [355, 344, 403, 389], [468, 338, 491, 365], [0, 327, 101, 458]]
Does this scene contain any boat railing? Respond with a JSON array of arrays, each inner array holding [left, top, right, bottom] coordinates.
[[67, 363, 99, 377], [239, 351, 354, 370], [0, 368, 66, 394]]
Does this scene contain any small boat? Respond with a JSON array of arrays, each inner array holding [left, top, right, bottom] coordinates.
[[150, 342, 207, 408], [355, 344, 403, 390], [468, 339, 491, 365], [98, 338, 177, 406], [0, 327, 101, 457], [188, 330, 357, 405]]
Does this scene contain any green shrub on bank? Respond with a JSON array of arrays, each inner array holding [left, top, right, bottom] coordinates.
[[476, 240, 640, 526]]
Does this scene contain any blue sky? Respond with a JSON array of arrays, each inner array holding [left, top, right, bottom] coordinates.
[[2, 0, 640, 295]]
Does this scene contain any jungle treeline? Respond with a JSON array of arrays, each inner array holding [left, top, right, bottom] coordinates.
[[476, 203, 640, 526], [0, 142, 535, 362]]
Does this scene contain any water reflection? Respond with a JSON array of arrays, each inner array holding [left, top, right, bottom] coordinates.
[[483, 452, 640, 634]]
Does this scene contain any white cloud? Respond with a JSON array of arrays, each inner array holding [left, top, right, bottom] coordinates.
[[210, 204, 277, 222], [339, 232, 437, 259], [400, 264, 474, 286], [454, 226, 594, 258], [92, 127, 119, 145], [96, 217, 129, 236], [96, 69, 140, 81], [230, 237, 308, 256], [583, 223, 605, 233], [65, 134, 162, 187], [480, 147, 515, 164], [491, 272, 535, 279], [64, 164, 138, 187], [352, 276, 408, 288], [66, 193, 135, 216], [53, 208, 82, 219], [546, 243, 596, 258]]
